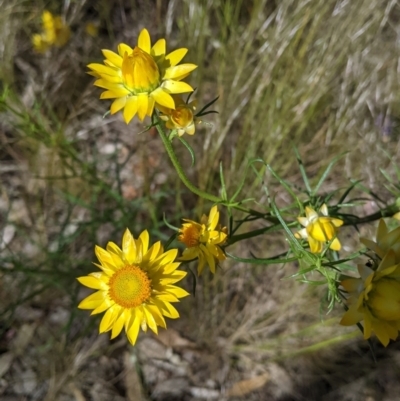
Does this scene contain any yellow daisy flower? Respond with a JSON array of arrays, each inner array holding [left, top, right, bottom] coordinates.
[[77, 229, 189, 345], [360, 219, 400, 261], [340, 250, 400, 346], [87, 28, 197, 123], [178, 205, 227, 275], [294, 204, 343, 254], [158, 95, 197, 136], [32, 11, 71, 53]]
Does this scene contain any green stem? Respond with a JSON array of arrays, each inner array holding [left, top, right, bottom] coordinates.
[[227, 222, 297, 246], [342, 203, 400, 226], [155, 116, 285, 219], [155, 119, 221, 203]]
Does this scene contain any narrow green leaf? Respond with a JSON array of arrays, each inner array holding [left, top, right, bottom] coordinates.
[[313, 152, 348, 196], [177, 136, 196, 167], [286, 265, 317, 278], [231, 158, 264, 203], [197, 110, 218, 116], [186, 89, 196, 103], [270, 198, 304, 253], [195, 96, 219, 117], [188, 266, 197, 296], [219, 162, 227, 201], [337, 180, 363, 205], [164, 232, 178, 250], [293, 147, 312, 194], [226, 252, 298, 265], [163, 213, 179, 231], [267, 165, 303, 211]]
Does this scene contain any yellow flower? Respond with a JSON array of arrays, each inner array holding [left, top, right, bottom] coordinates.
[[85, 22, 99, 38], [294, 204, 343, 254], [32, 11, 70, 53], [340, 250, 400, 346], [178, 205, 227, 275], [158, 95, 197, 136], [87, 28, 197, 123], [360, 219, 400, 261], [77, 229, 189, 345]]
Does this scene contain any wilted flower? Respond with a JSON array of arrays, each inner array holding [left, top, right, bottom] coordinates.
[[158, 95, 197, 136], [295, 204, 343, 254], [32, 11, 70, 53], [340, 250, 400, 346], [178, 205, 227, 275], [77, 229, 189, 345], [87, 28, 197, 123], [360, 219, 400, 261]]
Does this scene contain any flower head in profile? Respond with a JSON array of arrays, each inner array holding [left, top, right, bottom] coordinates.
[[360, 219, 400, 261], [294, 204, 343, 254], [77, 229, 189, 345], [178, 206, 227, 275], [87, 28, 197, 123], [32, 11, 71, 53], [158, 95, 197, 136], [340, 250, 400, 346]]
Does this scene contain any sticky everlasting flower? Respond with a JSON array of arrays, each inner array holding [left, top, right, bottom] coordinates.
[[340, 250, 400, 346], [178, 206, 227, 275], [295, 204, 343, 254], [360, 219, 400, 261], [32, 11, 70, 53], [158, 95, 197, 136], [77, 229, 189, 345], [87, 28, 197, 123]]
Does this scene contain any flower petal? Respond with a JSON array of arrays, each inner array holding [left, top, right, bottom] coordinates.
[[139, 230, 150, 255], [137, 94, 149, 121], [340, 305, 363, 327], [164, 64, 197, 80], [162, 80, 194, 94], [122, 228, 137, 264], [166, 48, 188, 66], [111, 309, 129, 339], [100, 89, 130, 99], [78, 291, 106, 310], [102, 49, 123, 68], [127, 309, 142, 345], [87, 63, 119, 76], [123, 96, 138, 124], [143, 306, 158, 334], [111, 97, 127, 114], [151, 88, 175, 108], [118, 43, 133, 57], [151, 39, 166, 57], [138, 28, 151, 53], [77, 276, 107, 290]]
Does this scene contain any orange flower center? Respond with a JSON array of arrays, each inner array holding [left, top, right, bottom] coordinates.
[[179, 224, 202, 248], [121, 47, 161, 94], [171, 106, 193, 128], [108, 265, 151, 308]]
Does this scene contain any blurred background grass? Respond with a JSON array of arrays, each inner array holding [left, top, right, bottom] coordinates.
[[1, 0, 400, 400]]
